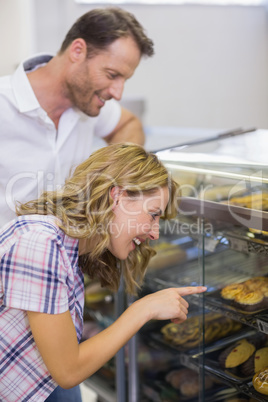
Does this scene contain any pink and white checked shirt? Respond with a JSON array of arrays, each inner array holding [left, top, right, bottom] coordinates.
[[0, 215, 84, 401]]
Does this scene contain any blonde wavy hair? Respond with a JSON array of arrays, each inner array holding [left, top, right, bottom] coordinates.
[[16, 143, 179, 294]]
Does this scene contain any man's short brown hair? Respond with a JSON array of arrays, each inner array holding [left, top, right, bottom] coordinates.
[[59, 7, 154, 58]]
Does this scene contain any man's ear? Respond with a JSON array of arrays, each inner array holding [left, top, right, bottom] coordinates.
[[69, 38, 87, 63]]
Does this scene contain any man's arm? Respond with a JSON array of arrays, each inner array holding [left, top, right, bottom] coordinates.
[[104, 107, 145, 145]]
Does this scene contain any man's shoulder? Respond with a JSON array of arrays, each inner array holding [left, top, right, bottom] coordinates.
[[0, 74, 16, 112], [0, 62, 21, 101], [0, 53, 54, 91], [0, 73, 12, 91], [23, 54, 53, 72]]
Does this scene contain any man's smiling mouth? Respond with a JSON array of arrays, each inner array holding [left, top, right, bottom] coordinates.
[[97, 94, 106, 104]]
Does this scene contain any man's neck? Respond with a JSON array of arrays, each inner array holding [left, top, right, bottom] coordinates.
[[27, 57, 72, 129]]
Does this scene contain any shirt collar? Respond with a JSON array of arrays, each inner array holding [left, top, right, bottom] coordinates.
[[10, 54, 82, 127], [11, 54, 54, 113]]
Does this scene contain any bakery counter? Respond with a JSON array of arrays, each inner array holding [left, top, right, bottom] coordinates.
[[138, 220, 268, 400], [83, 130, 268, 402], [139, 317, 268, 401], [136, 325, 236, 401], [140, 313, 254, 365], [143, 242, 268, 333], [141, 374, 265, 402], [132, 132, 268, 402], [203, 331, 268, 390], [203, 338, 268, 401], [141, 367, 229, 402]]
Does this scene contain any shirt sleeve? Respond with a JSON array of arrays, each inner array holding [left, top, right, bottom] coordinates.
[[1, 229, 69, 314], [94, 99, 122, 138]]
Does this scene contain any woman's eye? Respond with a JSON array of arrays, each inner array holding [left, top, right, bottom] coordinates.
[[150, 213, 157, 221]]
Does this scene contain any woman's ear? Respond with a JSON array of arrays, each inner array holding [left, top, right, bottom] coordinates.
[[110, 186, 122, 208]]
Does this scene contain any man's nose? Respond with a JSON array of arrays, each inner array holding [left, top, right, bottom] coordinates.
[[109, 79, 125, 101]]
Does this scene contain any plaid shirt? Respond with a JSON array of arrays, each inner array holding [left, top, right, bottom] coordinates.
[[0, 215, 84, 401]]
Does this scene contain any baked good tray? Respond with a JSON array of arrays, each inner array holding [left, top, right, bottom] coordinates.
[[205, 289, 268, 316], [141, 320, 256, 359], [140, 325, 268, 401]]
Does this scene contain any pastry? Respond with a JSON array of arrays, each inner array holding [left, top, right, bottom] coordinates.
[[248, 227, 268, 238], [203, 315, 242, 345], [234, 289, 264, 312], [220, 277, 268, 312], [226, 192, 268, 210], [217, 317, 235, 337], [252, 366, 268, 395], [247, 332, 268, 349], [165, 368, 190, 390], [161, 313, 242, 349], [198, 185, 245, 201], [165, 368, 213, 397], [241, 347, 268, 377], [254, 347, 268, 373], [244, 276, 268, 291], [204, 320, 223, 344], [219, 339, 256, 369], [161, 316, 199, 347], [221, 283, 245, 300], [260, 282, 268, 294]]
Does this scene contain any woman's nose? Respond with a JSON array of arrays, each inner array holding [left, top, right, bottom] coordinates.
[[149, 222, 160, 241]]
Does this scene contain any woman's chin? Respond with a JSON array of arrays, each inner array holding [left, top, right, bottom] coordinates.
[[107, 247, 129, 260], [108, 243, 134, 260], [117, 251, 130, 260]]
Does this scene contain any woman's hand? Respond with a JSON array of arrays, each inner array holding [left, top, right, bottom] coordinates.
[[135, 286, 207, 324], [27, 286, 206, 388]]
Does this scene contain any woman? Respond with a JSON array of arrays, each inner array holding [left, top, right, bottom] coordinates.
[[0, 143, 206, 401]]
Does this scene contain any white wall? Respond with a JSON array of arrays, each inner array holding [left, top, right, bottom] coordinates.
[[1, 0, 268, 130], [0, 0, 35, 74]]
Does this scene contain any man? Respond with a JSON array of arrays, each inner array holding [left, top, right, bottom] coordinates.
[[0, 7, 154, 226], [0, 7, 154, 402]]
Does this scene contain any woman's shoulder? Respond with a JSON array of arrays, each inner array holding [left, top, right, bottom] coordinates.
[[18, 214, 60, 230], [0, 215, 63, 254], [10, 214, 60, 235]]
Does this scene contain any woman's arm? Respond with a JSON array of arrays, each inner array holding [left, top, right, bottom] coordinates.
[[27, 286, 206, 388]]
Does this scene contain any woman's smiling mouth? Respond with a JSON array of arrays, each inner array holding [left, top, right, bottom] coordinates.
[[133, 237, 141, 245]]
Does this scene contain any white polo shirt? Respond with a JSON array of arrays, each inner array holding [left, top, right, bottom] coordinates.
[[0, 55, 121, 226]]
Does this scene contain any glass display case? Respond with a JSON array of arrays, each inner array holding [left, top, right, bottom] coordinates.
[[133, 129, 268, 402], [83, 129, 268, 402]]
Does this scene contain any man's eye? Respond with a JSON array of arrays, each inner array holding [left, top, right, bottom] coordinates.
[[150, 213, 157, 221], [108, 73, 117, 79]]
